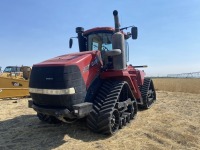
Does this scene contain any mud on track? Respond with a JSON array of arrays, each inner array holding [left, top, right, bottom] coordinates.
[[0, 91, 200, 150]]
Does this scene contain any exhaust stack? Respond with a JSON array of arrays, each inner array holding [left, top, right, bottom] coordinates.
[[113, 10, 120, 32], [112, 10, 126, 70]]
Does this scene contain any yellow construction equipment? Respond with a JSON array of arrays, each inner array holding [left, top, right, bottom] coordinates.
[[0, 66, 31, 99]]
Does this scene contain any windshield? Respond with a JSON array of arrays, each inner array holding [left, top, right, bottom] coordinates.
[[4, 67, 20, 72], [88, 33, 112, 52]]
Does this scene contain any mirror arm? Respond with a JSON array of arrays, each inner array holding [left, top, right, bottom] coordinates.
[[124, 32, 131, 39], [120, 25, 135, 31]]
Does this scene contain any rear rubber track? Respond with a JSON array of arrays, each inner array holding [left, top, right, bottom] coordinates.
[[139, 78, 156, 109]]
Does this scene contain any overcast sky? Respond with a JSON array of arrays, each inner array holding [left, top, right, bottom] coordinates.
[[0, 0, 200, 76]]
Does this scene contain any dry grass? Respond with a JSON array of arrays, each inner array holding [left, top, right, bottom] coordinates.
[[153, 78, 200, 94], [0, 77, 199, 149], [0, 90, 200, 150]]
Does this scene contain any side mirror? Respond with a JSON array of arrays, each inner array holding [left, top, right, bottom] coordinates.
[[131, 27, 138, 39], [69, 38, 73, 48]]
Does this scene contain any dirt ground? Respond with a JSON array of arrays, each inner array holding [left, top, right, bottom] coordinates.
[[0, 91, 200, 150]]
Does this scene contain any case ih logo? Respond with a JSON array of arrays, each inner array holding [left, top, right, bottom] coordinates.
[[83, 57, 99, 73], [12, 82, 22, 87], [90, 57, 99, 67]]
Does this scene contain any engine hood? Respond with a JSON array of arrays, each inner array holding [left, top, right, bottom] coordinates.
[[32, 50, 102, 89], [33, 50, 102, 67]]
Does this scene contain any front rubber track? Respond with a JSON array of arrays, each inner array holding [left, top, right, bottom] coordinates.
[[87, 80, 137, 135]]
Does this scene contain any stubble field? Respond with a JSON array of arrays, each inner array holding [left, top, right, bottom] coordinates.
[[0, 78, 200, 150]]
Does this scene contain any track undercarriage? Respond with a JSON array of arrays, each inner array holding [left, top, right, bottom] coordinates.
[[34, 78, 156, 135], [87, 80, 138, 135]]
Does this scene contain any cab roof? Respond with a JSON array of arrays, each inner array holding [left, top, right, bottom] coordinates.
[[83, 27, 114, 35], [83, 27, 126, 36]]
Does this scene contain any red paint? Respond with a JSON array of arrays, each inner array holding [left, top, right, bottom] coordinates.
[[83, 27, 127, 35], [33, 50, 103, 89], [84, 27, 114, 35], [100, 65, 145, 101], [33, 50, 145, 102]]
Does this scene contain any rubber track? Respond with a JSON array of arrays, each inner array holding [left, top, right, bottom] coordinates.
[[139, 78, 155, 108], [87, 80, 124, 134]]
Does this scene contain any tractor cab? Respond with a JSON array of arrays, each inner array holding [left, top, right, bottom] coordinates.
[[84, 28, 115, 68], [1, 66, 31, 80], [84, 27, 114, 52], [70, 26, 137, 69], [3, 66, 21, 73]]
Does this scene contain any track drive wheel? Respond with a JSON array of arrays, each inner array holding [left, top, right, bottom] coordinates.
[[140, 78, 156, 109], [37, 113, 61, 124]]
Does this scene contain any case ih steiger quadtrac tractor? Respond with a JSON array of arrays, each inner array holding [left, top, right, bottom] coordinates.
[[28, 10, 156, 135]]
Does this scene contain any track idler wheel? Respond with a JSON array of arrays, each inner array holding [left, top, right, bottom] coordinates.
[[122, 112, 131, 123], [110, 109, 120, 134], [96, 108, 120, 134], [119, 117, 125, 129], [127, 102, 137, 120]]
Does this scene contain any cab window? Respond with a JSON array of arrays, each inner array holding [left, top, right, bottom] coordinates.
[[88, 33, 112, 52], [4, 67, 20, 72]]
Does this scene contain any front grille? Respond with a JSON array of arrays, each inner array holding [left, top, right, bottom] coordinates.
[[29, 65, 86, 110]]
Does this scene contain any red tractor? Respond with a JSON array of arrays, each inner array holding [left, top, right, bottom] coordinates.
[[28, 10, 156, 135]]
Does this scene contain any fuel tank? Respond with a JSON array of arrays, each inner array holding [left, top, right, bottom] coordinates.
[[29, 50, 102, 110]]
